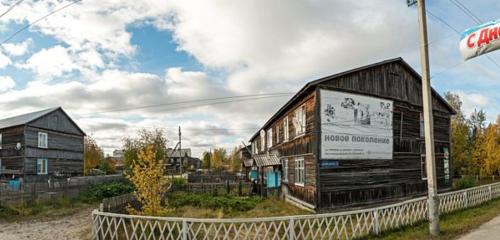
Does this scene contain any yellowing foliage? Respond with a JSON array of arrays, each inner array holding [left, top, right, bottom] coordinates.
[[127, 145, 169, 216], [83, 136, 104, 175]]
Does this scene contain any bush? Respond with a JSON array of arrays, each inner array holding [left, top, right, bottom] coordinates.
[[171, 177, 187, 186], [454, 176, 476, 190], [167, 192, 262, 212], [80, 181, 134, 202]]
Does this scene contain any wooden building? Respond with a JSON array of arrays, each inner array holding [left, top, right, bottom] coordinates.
[[249, 58, 455, 210], [0, 107, 85, 178]]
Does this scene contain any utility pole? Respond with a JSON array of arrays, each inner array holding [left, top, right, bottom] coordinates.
[[415, 0, 440, 236], [179, 126, 182, 173]]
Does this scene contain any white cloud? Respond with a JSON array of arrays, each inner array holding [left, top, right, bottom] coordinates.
[[0, 76, 15, 92], [0, 51, 11, 68], [20, 45, 77, 78], [2, 38, 32, 56]]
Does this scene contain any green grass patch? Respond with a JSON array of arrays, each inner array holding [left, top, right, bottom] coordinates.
[[0, 181, 134, 221], [163, 192, 309, 218], [362, 197, 500, 240]]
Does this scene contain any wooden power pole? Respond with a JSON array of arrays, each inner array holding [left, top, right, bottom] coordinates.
[[416, 0, 440, 236]]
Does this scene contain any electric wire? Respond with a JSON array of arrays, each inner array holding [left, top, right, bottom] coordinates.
[[0, 0, 24, 19]]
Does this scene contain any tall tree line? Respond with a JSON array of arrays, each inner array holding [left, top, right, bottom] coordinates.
[[445, 92, 500, 177]]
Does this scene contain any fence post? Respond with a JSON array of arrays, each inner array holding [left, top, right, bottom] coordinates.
[[288, 218, 295, 240], [372, 210, 380, 235], [489, 186, 492, 201], [182, 220, 188, 240], [464, 191, 468, 208]]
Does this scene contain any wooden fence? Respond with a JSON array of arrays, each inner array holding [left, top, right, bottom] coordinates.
[[187, 173, 246, 183], [171, 182, 252, 196], [0, 174, 124, 204], [92, 181, 500, 239]]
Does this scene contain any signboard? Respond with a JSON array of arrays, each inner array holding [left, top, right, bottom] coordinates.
[[444, 147, 450, 182], [320, 89, 393, 159], [460, 19, 500, 60], [320, 160, 339, 169]]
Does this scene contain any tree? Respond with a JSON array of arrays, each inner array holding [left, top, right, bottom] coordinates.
[[99, 157, 117, 174], [83, 136, 104, 175], [211, 148, 227, 170], [480, 124, 500, 176], [123, 128, 168, 172], [229, 147, 242, 172], [444, 92, 470, 175], [202, 151, 212, 169], [127, 145, 169, 216]]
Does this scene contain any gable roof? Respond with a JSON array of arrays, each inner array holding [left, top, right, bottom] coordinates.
[[0, 107, 86, 136], [250, 57, 456, 141]]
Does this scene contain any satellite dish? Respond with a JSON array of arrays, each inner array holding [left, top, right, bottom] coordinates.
[[15, 142, 22, 150]]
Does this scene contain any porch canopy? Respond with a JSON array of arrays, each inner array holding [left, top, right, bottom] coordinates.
[[253, 154, 281, 167]]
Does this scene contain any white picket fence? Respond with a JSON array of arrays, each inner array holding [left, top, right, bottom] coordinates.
[[92, 182, 500, 240]]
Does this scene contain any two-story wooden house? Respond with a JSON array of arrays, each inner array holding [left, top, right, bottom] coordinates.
[[0, 107, 85, 178], [249, 58, 455, 210]]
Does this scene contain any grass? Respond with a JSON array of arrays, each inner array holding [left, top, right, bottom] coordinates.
[[362, 197, 500, 240], [0, 198, 97, 222], [163, 193, 310, 218]]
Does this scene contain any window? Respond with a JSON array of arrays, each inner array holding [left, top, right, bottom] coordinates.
[[294, 157, 305, 185], [276, 125, 280, 144], [282, 158, 288, 182], [0, 133, 2, 149], [37, 158, 48, 175], [419, 113, 424, 138], [267, 129, 273, 148], [38, 132, 48, 148], [293, 105, 306, 136], [421, 155, 427, 180], [260, 131, 265, 152], [283, 117, 289, 142]]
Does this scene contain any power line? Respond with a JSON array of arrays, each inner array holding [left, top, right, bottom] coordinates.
[[77, 92, 294, 116], [0, 0, 24, 19], [1, 0, 81, 45]]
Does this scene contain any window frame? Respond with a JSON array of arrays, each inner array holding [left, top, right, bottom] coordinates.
[[419, 112, 425, 138], [37, 158, 48, 175], [38, 132, 48, 148], [421, 154, 427, 180], [276, 125, 280, 144], [260, 132, 265, 152], [283, 117, 289, 142], [281, 158, 288, 183], [294, 105, 306, 137], [267, 128, 273, 148], [294, 157, 305, 186], [0, 133, 2, 149]]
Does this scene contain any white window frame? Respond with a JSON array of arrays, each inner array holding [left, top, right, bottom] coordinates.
[[294, 157, 305, 186], [294, 105, 306, 137], [267, 128, 273, 148], [276, 125, 280, 144], [260, 132, 265, 152], [283, 117, 289, 142], [38, 132, 48, 148], [0, 133, 2, 149], [281, 158, 288, 183], [37, 158, 48, 175]]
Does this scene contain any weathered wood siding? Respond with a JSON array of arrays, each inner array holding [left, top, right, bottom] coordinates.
[[317, 62, 452, 209], [0, 126, 25, 171], [28, 109, 83, 136], [23, 126, 83, 175], [253, 92, 318, 204]]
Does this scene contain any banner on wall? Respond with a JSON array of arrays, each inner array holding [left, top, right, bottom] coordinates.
[[320, 89, 393, 159], [460, 19, 500, 60]]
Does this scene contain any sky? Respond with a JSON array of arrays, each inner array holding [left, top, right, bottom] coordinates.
[[0, 0, 499, 158]]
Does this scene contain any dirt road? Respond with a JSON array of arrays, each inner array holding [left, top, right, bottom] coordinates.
[[0, 208, 93, 240]]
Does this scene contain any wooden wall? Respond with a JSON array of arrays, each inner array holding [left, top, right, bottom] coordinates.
[[0, 126, 25, 171], [24, 126, 84, 175], [316, 62, 452, 209]]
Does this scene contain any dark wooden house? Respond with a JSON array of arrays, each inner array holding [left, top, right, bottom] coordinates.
[[249, 58, 455, 210], [0, 107, 85, 178]]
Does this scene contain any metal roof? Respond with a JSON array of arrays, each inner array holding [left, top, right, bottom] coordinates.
[[249, 57, 456, 141], [0, 107, 59, 129], [253, 154, 281, 167]]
